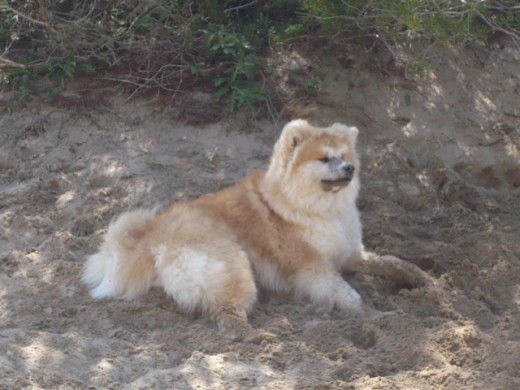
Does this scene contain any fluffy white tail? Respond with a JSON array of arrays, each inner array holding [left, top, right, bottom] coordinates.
[[82, 209, 158, 299]]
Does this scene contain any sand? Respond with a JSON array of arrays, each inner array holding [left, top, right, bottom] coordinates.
[[1, 43, 519, 389]]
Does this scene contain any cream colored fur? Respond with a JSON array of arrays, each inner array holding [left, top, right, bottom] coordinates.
[[83, 119, 427, 338]]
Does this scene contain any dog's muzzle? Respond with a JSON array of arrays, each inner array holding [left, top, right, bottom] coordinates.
[[321, 163, 355, 192]]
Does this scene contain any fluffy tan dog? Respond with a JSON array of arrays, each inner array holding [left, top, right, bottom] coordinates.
[[83, 119, 426, 337]]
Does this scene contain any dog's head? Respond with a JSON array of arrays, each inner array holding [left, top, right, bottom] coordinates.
[[265, 119, 360, 212]]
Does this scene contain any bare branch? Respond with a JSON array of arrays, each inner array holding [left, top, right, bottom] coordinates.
[[225, 1, 258, 13], [0, 57, 26, 69], [475, 9, 520, 49], [1, 4, 57, 33], [37, 0, 58, 33], [1, 5, 46, 27]]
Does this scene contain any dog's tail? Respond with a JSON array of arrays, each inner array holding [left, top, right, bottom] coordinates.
[[82, 208, 158, 300]]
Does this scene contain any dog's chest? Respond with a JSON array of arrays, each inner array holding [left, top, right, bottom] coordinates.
[[304, 213, 362, 264]]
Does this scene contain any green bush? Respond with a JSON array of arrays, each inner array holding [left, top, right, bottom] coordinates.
[[300, 0, 510, 44], [203, 25, 265, 111], [1, 1, 519, 110], [300, 0, 519, 70]]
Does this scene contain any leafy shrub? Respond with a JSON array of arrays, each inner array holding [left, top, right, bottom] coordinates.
[[0, 1, 519, 110], [300, 0, 519, 73], [202, 25, 265, 111]]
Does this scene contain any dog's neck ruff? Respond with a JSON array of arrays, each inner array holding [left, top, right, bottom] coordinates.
[[259, 175, 359, 227]]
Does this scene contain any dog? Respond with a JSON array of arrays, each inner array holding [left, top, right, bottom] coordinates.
[[83, 119, 427, 338]]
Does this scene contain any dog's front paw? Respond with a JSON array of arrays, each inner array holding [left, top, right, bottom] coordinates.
[[333, 286, 363, 312], [311, 282, 363, 314]]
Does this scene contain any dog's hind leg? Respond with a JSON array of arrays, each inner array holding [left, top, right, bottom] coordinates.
[[345, 251, 430, 289], [210, 303, 252, 341], [154, 244, 257, 340]]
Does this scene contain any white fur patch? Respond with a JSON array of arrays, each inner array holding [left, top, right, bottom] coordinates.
[[155, 248, 227, 312], [83, 250, 121, 299], [153, 245, 168, 267], [82, 208, 159, 300], [292, 269, 362, 311], [252, 260, 290, 293], [304, 200, 364, 266]]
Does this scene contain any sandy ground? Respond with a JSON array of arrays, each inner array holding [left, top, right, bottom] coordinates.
[[1, 43, 519, 389]]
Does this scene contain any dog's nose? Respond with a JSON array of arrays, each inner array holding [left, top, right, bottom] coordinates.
[[343, 164, 355, 175]]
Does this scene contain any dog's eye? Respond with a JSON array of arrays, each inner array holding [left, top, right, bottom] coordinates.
[[319, 157, 330, 163]]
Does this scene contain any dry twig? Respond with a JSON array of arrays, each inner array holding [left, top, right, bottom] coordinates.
[[0, 57, 26, 69]]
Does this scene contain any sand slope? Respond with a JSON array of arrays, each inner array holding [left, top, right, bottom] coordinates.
[[1, 44, 519, 389]]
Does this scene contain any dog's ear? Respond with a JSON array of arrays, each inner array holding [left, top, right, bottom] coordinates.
[[267, 119, 312, 177], [331, 123, 359, 147], [280, 119, 312, 153], [283, 119, 311, 144], [292, 135, 301, 149]]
